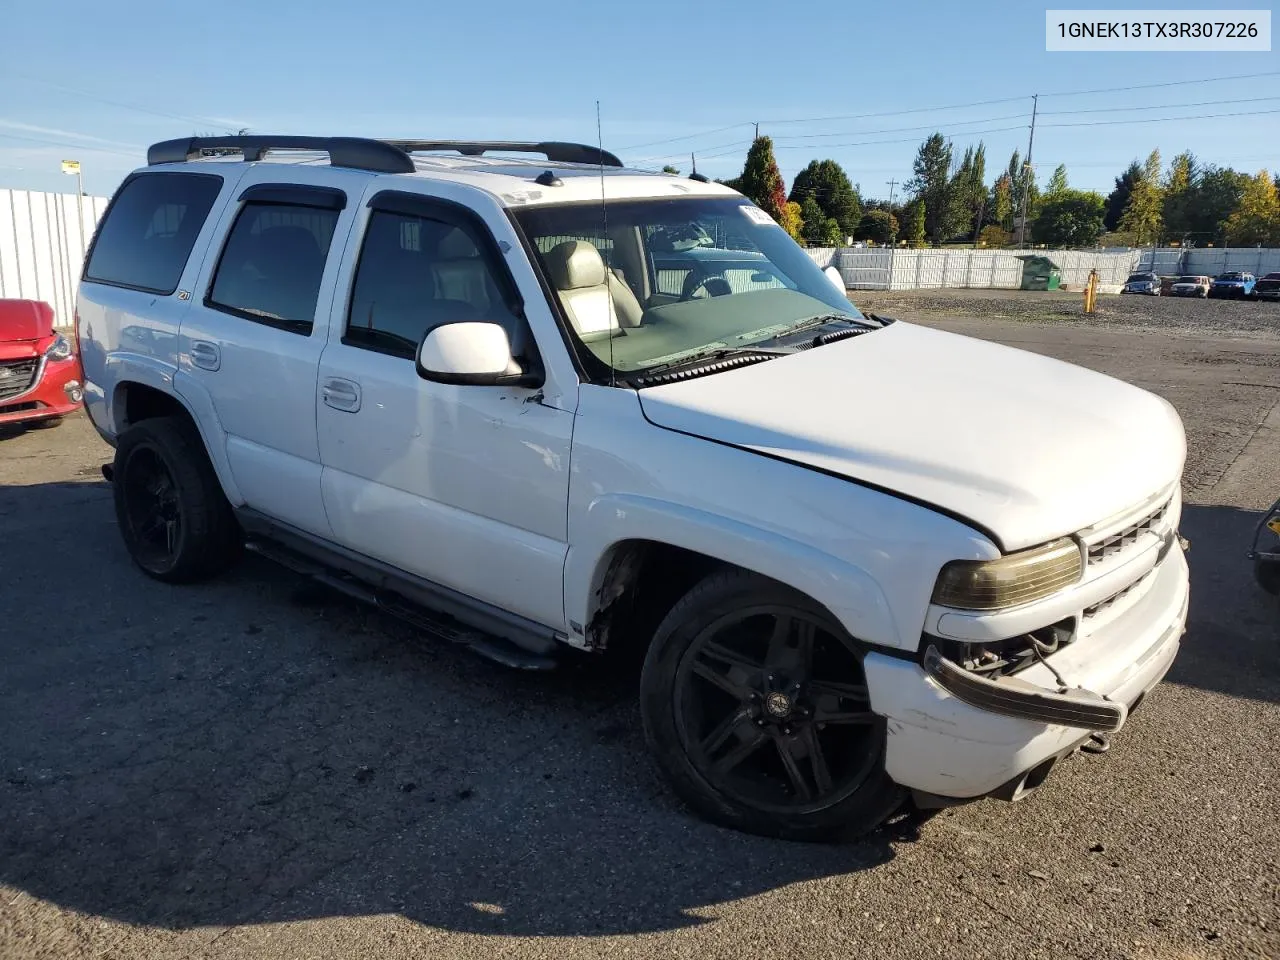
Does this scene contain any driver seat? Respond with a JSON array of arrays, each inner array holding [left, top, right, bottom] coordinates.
[[545, 240, 642, 338]]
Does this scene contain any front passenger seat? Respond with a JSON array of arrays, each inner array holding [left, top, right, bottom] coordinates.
[[545, 241, 642, 338]]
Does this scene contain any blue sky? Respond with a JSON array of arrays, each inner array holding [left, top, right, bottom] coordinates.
[[1, 0, 1276, 200]]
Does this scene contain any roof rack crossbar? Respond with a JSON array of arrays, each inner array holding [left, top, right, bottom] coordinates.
[[147, 136, 416, 174], [383, 140, 623, 168]]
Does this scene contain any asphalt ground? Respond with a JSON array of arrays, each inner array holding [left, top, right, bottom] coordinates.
[[3, 290, 1278, 959]]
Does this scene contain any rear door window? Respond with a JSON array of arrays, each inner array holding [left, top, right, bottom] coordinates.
[[83, 172, 223, 294], [207, 201, 340, 334]]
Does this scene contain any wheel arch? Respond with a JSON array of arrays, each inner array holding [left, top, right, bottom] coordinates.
[[568, 495, 903, 656], [111, 376, 243, 506]]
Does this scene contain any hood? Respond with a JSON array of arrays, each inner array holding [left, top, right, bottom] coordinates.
[[0, 299, 54, 343], [637, 322, 1185, 552]]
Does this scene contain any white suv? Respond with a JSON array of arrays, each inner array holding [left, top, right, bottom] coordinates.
[[76, 136, 1190, 841]]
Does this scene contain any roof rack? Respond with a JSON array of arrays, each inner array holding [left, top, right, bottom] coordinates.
[[384, 140, 623, 168], [147, 136, 416, 174]]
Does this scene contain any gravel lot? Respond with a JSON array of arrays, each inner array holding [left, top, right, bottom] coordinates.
[[2, 292, 1279, 960]]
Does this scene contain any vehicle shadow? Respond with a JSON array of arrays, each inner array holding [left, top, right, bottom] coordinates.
[[0, 478, 905, 938], [1169, 503, 1280, 704]]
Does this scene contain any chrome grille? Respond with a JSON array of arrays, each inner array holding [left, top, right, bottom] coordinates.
[[0, 359, 38, 402], [1087, 500, 1169, 565], [1083, 567, 1156, 619]]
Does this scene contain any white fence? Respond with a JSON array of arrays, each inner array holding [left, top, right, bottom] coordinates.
[[825, 247, 1143, 292], [1137, 247, 1280, 277], [1, 188, 109, 327]]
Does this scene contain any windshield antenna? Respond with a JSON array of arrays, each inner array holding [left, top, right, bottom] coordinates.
[[596, 99, 616, 388]]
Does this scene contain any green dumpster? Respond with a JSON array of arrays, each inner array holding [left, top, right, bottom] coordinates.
[[1017, 255, 1062, 291]]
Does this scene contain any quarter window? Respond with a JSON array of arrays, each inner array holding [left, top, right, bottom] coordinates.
[[207, 201, 339, 333], [84, 172, 223, 294], [346, 209, 522, 359]]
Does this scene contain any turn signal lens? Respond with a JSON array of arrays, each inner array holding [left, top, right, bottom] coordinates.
[[932, 538, 1082, 611]]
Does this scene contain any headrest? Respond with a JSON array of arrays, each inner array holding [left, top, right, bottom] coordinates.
[[437, 227, 479, 259], [545, 240, 606, 290]]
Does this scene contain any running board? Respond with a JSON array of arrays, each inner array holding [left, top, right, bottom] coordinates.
[[243, 536, 559, 671]]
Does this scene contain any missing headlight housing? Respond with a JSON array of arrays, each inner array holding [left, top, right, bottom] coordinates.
[[932, 537, 1082, 611]]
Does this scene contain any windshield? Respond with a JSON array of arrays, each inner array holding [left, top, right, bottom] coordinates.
[[1126, 274, 1156, 283], [1218, 272, 1245, 280], [512, 196, 864, 374], [1178, 276, 1201, 283]]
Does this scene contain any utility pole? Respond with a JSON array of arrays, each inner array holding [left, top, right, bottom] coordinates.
[[886, 178, 898, 207], [1016, 94, 1038, 249], [753, 122, 759, 140]]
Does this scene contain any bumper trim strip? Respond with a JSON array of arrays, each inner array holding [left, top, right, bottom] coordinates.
[[922, 645, 1128, 732]]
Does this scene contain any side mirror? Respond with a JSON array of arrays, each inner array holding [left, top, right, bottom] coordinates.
[[416, 321, 530, 386], [824, 265, 846, 293]]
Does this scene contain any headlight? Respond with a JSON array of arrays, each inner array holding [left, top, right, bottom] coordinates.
[[45, 334, 73, 361], [932, 538, 1082, 611]]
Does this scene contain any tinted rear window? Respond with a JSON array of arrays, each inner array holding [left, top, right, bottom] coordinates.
[[84, 173, 223, 294]]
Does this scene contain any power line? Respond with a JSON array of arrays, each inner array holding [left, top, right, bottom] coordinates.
[[757, 95, 1032, 126], [0, 131, 142, 159], [613, 122, 754, 152], [0, 72, 246, 130], [1042, 106, 1280, 128], [1040, 94, 1280, 116], [1038, 69, 1280, 99], [767, 113, 1031, 143]]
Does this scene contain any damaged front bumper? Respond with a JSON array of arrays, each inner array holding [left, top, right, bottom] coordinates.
[[863, 540, 1189, 804]]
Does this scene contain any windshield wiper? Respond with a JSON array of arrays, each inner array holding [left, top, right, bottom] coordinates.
[[766, 312, 880, 341], [624, 346, 794, 387]]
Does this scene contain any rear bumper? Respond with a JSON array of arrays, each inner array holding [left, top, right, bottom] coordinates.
[[864, 542, 1189, 801], [0, 355, 83, 425]]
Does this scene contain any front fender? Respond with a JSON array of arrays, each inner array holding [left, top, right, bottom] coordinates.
[[564, 493, 901, 651]]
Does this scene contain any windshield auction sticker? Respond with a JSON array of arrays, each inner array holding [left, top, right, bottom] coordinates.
[[1046, 10, 1270, 50]]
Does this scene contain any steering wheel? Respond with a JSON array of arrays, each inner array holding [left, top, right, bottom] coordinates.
[[681, 273, 734, 300]]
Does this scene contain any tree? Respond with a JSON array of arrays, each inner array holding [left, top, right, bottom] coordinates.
[[1117, 149, 1163, 244], [1046, 164, 1069, 196], [990, 172, 1014, 231], [978, 224, 1012, 246], [901, 199, 926, 244], [1004, 148, 1039, 237], [779, 201, 804, 242], [855, 209, 898, 244], [789, 159, 862, 238], [1032, 189, 1107, 247], [947, 142, 988, 240], [1184, 165, 1249, 244], [734, 136, 788, 222], [1161, 151, 1199, 241], [906, 133, 953, 243], [1224, 170, 1280, 245], [1104, 161, 1142, 232], [661, 164, 679, 175]]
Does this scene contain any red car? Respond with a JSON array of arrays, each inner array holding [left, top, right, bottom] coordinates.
[[0, 299, 84, 429]]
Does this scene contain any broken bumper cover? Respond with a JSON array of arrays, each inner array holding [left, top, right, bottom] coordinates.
[[863, 544, 1189, 801], [921, 645, 1126, 732]]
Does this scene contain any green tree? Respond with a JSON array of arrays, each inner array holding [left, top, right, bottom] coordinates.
[[1032, 189, 1107, 247], [978, 224, 1012, 246], [1104, 161, 1142, 232], [1004, 149, 1039, 238], [1118, 149, 1164, 244], [906, 133, 953, 243], [1185, 166, 1249, 244], [661, 164, 679, 175], [1161, 151, 1199, 241], [947, 142, 988, 240], [789, 159, 862, 238], [735, 137, 788, 222], [901, 199, 926, 244], [1045, 164, 1069, 196], [1224, 170, 1280, 245], [990, 172, 1014, 231], [855, 209, 898, 244]]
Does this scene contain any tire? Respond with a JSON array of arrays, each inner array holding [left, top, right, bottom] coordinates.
[[639, 569, 904, 842], [1254, 559, 1280, 596], [32, 416, 64, 429], [112, 415, 242, 583]]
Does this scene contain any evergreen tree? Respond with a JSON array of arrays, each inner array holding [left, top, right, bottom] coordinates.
[[901, 199, 926, 244], [1104, 161, 1142, 232], [1161, 151, 1199, 241], [1032, 190, 1106, 247], [1118, 149, 1164, 244], [906, 133, 953, 243], [946, 143, 988, 240], [1224, 170, 1280, 245], [991, 172, 1014, 231], [661, 164, 679, 175], [1046, 164, 1069, 196], [789, 159, 862, 237], [1187, 166, 1250, 244], [735, 137, 788, 222]]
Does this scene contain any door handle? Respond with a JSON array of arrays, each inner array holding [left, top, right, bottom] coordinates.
[[190, 341, 220, 371], [322, 377, 361, 413]]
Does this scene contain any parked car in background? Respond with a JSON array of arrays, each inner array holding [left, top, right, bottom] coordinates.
[[0, 299, 83, 429], [1208, 272, 1257, 299], [1121, 272, 1161, 295], [1253, 272, 1280, 301], [1170, 275, 1212, 298]]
